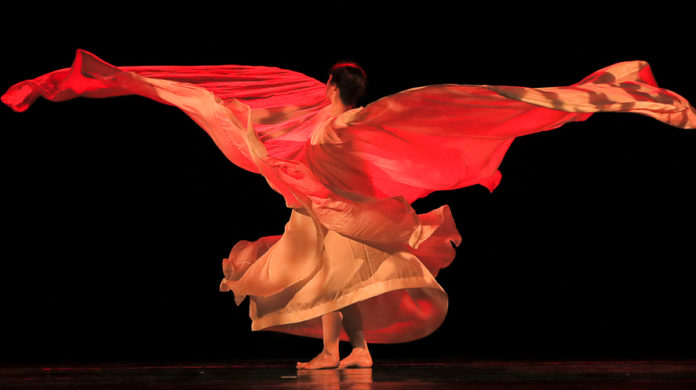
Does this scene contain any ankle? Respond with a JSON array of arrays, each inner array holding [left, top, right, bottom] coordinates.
[[351, 341, 369, 350]]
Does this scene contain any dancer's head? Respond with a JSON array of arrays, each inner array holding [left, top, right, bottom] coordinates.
[[327, 62, 366, 108]]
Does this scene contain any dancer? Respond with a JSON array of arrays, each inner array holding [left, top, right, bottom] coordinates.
[[3, 50, 694, 369]]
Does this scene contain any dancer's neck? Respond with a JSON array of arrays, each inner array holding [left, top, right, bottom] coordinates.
[[329, 100, 351, 117]]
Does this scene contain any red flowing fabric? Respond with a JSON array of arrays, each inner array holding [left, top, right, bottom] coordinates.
[[4, 50, 694, 343]]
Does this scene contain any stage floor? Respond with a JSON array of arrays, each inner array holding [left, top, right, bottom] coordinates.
[[2, 360, 696, 389]]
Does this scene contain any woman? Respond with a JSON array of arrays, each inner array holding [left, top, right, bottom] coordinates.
[[219, 62, 456, 369], [3, 50, 694, 369], [295, 63, 372, 369]]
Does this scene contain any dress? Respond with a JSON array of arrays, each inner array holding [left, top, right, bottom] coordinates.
[[3, 50, 694, 343]]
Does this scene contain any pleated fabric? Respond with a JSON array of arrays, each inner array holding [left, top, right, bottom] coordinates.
[[3, 50, 694, 343]]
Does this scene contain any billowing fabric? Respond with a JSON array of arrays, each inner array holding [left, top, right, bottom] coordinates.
[[4, 50, 694, 343]]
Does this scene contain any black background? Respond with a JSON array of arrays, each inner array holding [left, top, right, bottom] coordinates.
[[1, 3, 694, 364]]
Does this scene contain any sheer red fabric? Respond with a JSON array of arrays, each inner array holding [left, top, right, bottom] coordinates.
[[4, 50, 694, 343]]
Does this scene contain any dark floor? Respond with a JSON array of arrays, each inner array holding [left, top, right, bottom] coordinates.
[[2, 360, 696, 389]]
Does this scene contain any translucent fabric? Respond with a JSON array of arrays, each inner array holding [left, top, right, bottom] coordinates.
[[4, 50, 694, 343]]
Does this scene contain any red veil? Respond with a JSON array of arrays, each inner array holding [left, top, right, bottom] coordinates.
[[4, 50, 694, 342]]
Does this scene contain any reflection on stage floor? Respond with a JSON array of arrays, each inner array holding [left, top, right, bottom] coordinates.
[[2, 359, 696, 389]]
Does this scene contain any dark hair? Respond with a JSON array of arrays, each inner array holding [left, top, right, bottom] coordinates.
[[328, 62, 367, 107]]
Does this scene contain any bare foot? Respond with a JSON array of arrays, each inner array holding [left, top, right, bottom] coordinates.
[[338, 347, 372, 368], [296, 350, 340, 370]]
